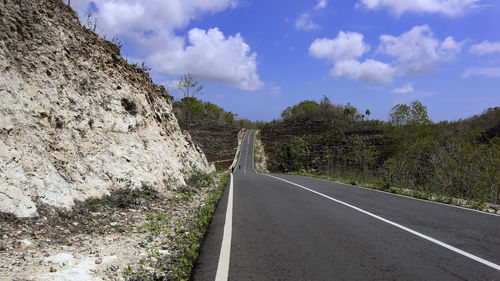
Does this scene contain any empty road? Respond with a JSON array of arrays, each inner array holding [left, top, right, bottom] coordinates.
[[193, 130, 500, 280]]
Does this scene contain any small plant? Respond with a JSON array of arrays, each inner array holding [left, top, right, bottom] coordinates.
[[85, 13, 98, 32], [128, 62, 152, 76], [381, 182, 391, 190], [472, 201, 485, 211], [185, 163, 214, 191], [117, 177, 134, 188], [180, 190, 193, 202], [169, 173, 229, 280], [122, 265, 133, 277], [139, 213, 169, 236], [214, 162, 223, 172], [120, 173, 228, 280], [104, 36, 123, 55], [152, 248, 161, 259]]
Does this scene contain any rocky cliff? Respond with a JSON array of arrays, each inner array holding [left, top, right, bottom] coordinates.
[[0, 0, 212, 217]]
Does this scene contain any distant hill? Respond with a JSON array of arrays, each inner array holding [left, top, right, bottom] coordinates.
[[261, 99, 500, 204]]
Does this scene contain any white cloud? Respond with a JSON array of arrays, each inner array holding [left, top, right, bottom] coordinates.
[[393, 83, 414, 94], [309, 31, 393, 83], [315, 0, 328, 10], [357, 0, 480, 16], [462, 67, 500, 78], [378, 25, 463, 74], [309, 31, 370, 61], [331, 59, 395, 83], [470, 41, 500, 55], [310, 25, 461, 83], [75, 0, 237, 35], [73, 0, 264, 91], [295, 13, 320, 31], [150, 28, 263, 91]]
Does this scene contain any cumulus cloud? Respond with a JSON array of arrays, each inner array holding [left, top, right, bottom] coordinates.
[[75, 0, 237, 36], [315, 0, 328, 10], [295, 13, 320, 31], [393, 83, 414, 94], [309, 25, 461, 83], [470, 41, 500, 55], [357, 0, 480, 16], [309, 31, 370, 61], [73, 0, 264, 91], [150, 28, 263, 91], [378, 25, 464, 74], [462, 67, 500, 78], [331, 59, 395, 83], [309, 31, 393, 83]]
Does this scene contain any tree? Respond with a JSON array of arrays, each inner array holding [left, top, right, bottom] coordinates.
[[387, 101, 433, 188], [389, 104, 411, 126], [224, 112, 236, 125], [389, 101, 431, 127], [177, 74, 203, 129], [320, 95, 331, 106], [343, 102, 358, 121], [287, 137, 310, 171], [291, 100, 318, 116], [204, 102, 223, 122], [281, 106, 292, 120], [365, 109, 371, 120]]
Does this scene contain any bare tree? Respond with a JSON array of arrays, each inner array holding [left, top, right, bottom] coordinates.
[[177, 73, 203, 130]]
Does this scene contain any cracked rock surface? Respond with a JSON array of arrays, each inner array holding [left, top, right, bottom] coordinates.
[[0, 0, 213, 218]]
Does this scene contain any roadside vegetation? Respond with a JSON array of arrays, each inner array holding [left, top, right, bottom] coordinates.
[[171, 75, 265, 170], [260, 97, 500, 210], [172, 74, 265, 130], [254, 131, 269, 173], [122, 171, 230, 281], [172, 95, 265, 130], [0, 170, 230, 281]]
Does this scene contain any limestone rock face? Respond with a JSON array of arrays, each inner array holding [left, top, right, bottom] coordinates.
[[0, 0, 212, 217]]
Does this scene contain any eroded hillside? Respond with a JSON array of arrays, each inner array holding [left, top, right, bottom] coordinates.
[[0, 0, 212, 218]]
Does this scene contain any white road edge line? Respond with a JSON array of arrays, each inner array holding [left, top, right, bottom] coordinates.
[[215, 174, 234, 281], [250, 130, 258, 174], [307, 175, 500, 217], [265, 174, 500, 272]]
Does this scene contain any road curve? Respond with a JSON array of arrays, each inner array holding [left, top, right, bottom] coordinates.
[[193, 130, 500, 280]]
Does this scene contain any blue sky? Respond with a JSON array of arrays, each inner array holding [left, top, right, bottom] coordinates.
[[73, 0, 500, 122]]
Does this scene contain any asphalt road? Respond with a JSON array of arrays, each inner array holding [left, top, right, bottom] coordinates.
[[193, 130, 500, 280]]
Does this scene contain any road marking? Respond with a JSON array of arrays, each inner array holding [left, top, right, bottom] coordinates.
[[307, 176, 500, 217], [265, 174, 500, 272], [251, 131, 258, 174], [215, 174, 234, 281]]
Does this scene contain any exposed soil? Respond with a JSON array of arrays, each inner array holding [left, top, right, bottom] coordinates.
[[184, 123, 240, 169], [0, 183, 218, 281]]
